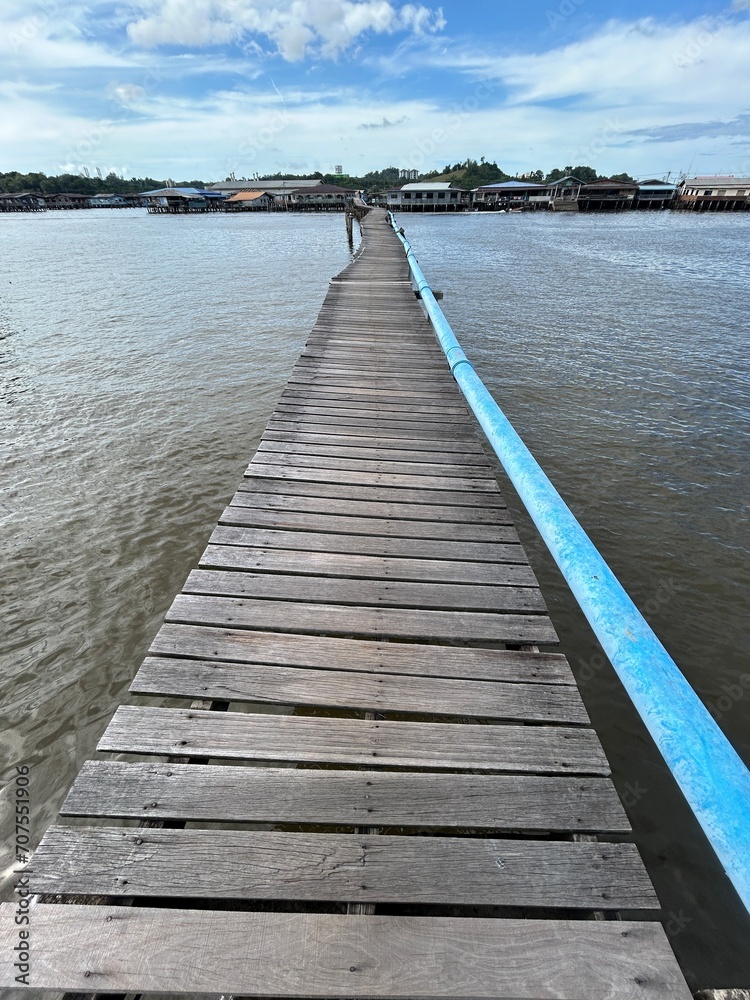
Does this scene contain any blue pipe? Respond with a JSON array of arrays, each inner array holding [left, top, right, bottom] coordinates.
[[389, 212, 750, 914]]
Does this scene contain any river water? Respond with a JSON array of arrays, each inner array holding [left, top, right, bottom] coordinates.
[[1, 208, 748, 989]]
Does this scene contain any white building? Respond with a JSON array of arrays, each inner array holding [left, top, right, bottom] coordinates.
[[386, 182, 469, 212]]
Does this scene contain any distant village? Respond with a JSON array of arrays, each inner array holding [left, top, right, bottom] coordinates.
[[1, 172, 749, 214]]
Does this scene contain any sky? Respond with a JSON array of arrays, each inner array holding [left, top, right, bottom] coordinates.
[[1, 0, 750, 182]]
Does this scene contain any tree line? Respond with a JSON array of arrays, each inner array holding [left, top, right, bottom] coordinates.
[[1, 161, 635, 197]]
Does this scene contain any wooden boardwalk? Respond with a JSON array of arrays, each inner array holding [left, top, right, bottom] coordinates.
[[0, 209, 691, 997]]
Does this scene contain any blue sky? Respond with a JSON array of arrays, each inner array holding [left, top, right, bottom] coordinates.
[[1, 0, 749, 181]]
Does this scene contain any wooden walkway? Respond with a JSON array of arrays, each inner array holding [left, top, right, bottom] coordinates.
[[0, 209, 690, 997]]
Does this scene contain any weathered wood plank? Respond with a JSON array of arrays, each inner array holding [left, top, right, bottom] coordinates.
[[200, 543, 537, 587], [248, 451, 495, 481], [183, 568, 546, 614], [295, 361, 450, 377], [238, 477, 506, 508], [275, 400, 469, 423], [183, 569, 546, 614], [62, 760, 628, 830], [99, 706, 608, 774], [219, 504, 518, 543], [0, 904, 692, 998], [288, 374, 459, 394], [131, 655, 586, 723], [303, 346, 444, 362], [267, 417, 480, 442], [261, 428, 487, 455], [210, 525, 529, 564], [258, 439, 489, 466], [149, 624, 575, 684], [31, 826, 657, 909], [229, 489, 512, 525], [298, 348, 445, 360], [246, 463, 500, 493], [165, 593, 558, 645], [271, 413, 472, 435], [279, 392, 469, 415], [281, 378, 463, 397], [237, 476, 507, 508]]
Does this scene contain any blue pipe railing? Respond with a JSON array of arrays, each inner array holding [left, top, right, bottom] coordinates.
[[388, 212, 750, 914]]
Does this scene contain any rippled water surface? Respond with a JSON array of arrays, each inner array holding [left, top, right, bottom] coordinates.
[[1, 208, 748, 989]]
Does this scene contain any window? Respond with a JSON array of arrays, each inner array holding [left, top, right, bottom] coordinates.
[[426, 193, 434, 199], [403, 193, 411, 200], [704, 190, 713, 196], [450, 192, 458, 200], [438, 192, 446, 199]]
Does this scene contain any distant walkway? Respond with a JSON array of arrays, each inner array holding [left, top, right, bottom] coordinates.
[[0, 209, 690, 998]]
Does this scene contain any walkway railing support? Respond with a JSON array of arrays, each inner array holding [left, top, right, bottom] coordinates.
[[389, 212, 750, 914]]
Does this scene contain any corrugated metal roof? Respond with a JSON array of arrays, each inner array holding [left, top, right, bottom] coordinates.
[[227, 191, 273, 201], [682, 176, 750, 187], [582, 179, 638, 188], [292, 184, 350, 194], [140, 187, 204, 197], [477, 180, 546, 190], [209, 179, 322, 192], [401, 182, 456, 191]]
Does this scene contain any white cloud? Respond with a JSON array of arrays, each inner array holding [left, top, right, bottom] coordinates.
[[440, 15, 750, 114], [0, 3, 133, 69], [401, 3, 445, 33], [126, 0, 445, 60], [1, 5, 748, 183]]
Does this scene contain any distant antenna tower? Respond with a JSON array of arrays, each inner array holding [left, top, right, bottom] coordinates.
[[96, 167, 102, 179], [83, 167, 90, 177]]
